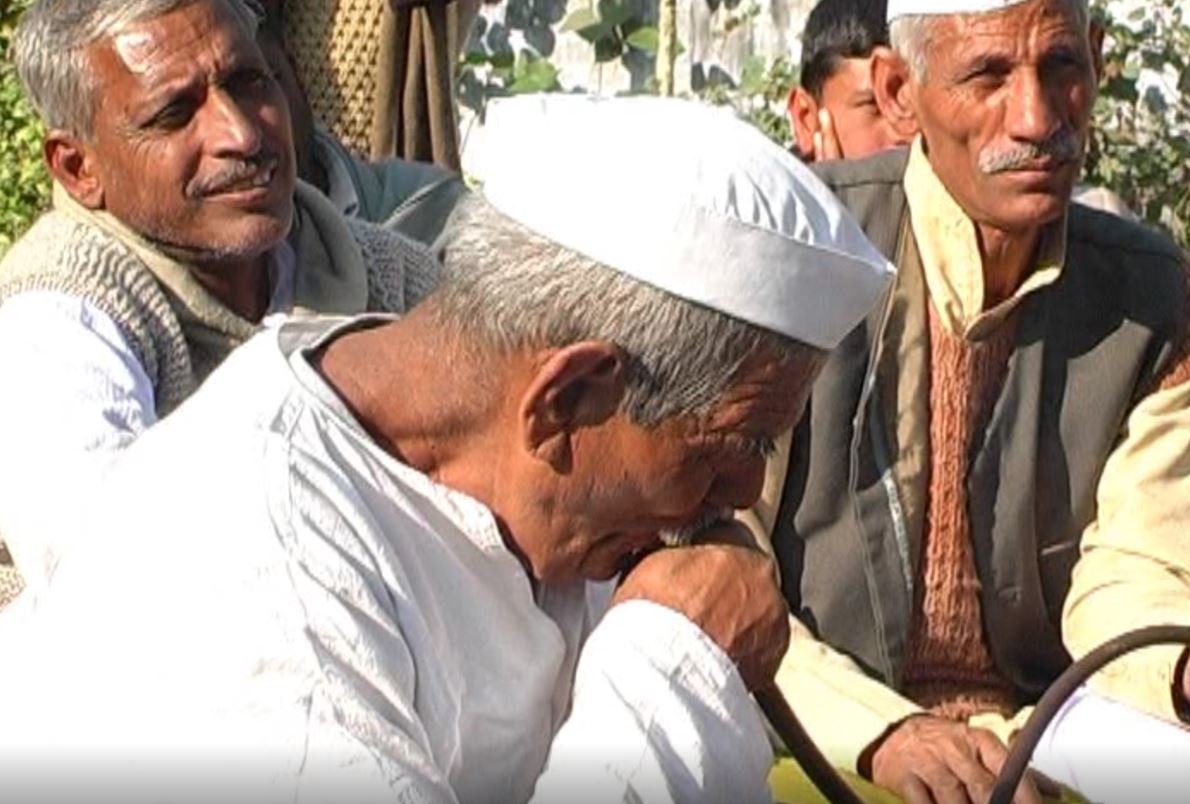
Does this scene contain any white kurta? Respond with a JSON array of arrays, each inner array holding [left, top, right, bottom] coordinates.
[[0, 317, 773, 804], [0, 243, 297, 589]]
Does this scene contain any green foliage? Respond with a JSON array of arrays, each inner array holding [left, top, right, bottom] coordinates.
[[0, 0, 49, 254], [460, 0, 660, 120], [459, 49, 563, 122], [560, 0, 660, 62], [1086, 1, 1190, 246], [695, 55, 797, 149]]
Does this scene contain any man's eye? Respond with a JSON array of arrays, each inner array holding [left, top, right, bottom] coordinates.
[[967, 69, 1005, 86], [1044, 51, 1088, 75], [233, 69, 273, 92], [149, 101, 196, 130], [958, 59, 1011, 87], [747, 437, 777, 459]]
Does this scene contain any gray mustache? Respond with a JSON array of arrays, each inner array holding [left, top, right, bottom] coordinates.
[[191, 153, 278, 197], [658, 507, 735, 547], [978, 132, 1081, 174]]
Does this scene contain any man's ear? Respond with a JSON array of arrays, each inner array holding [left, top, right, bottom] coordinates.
[[519, 341, 626, 470], [871, 46, 917, 140], [787, 87, 820, 161], [45, 130, 104, 209]]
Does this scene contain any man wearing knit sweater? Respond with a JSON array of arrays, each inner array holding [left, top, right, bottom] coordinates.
[[751, 0, 1190, 802], [0, 0, 442, 593]]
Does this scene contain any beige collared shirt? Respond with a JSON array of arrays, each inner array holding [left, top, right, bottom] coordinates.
[[767, 140, 1190, 775]]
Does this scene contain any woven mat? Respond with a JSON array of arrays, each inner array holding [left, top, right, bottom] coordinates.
[[0, 542, 23, 611], [284, 0, 388, 156]]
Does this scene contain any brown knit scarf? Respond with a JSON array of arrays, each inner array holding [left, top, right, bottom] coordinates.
[[901, 301, 1022, 720]]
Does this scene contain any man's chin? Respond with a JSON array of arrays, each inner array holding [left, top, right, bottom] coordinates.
[[989, 170, 1076, 223], [205, 208, 293, 258], [150, 217, 289, 266], [979, 189, 1070, 233]]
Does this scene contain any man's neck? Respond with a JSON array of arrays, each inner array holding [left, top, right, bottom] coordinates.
[[191, 254, 272, 323], [313, 315, 510, 506], [973, 221, 1042, 311]]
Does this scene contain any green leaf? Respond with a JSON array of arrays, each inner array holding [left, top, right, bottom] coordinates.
[[574, 20, 615, 43], [625, 26, 659, 54], [560, 7, 599, 33], [739, 56, 767, 94], [507, 55, 560, 94], [489, 51, 516, 69], [594, 33, 625, 62], [596, 0, 634, 28]]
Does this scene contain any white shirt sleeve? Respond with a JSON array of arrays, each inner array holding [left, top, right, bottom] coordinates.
[[533, 600, 775, 804], [0, 290, 156, 586]]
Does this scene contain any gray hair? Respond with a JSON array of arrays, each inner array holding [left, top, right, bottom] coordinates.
[[432, 195, 823, 427], [13, 0, 260, 139], [889, 0, 1089, 82]]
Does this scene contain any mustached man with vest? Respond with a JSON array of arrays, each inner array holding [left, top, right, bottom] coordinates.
[[750, 0, 1190, 802]]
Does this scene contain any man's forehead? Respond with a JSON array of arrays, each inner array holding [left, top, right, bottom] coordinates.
[[105, 0, 252, 80], [918, 0, 1085, 75], [706, 352, 817, 431], [936, 0, 1084, 47], [821, 57, 875, 101]]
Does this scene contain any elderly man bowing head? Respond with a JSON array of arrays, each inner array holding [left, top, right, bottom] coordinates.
[[0, 96, 892, 802]]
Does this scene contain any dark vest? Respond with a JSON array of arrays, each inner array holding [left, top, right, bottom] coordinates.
[[774, 148, 1188, 701]]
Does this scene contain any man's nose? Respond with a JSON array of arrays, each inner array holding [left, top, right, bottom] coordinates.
[[203, 90, 263, 157], [1005, 70, 1063, 143]]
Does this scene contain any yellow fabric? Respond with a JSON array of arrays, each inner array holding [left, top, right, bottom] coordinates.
[[1062, 376, 1190, 724], [775, 617, 923, 773], [768, 756, 1084, 804], [902, 138, 1066, 341], [775, 616, 1034, 774], [769, 757, 900, 804]]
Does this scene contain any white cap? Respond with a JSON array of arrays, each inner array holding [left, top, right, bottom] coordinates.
[[887, 0, 1028, 22], [476, 95, 895, 351]]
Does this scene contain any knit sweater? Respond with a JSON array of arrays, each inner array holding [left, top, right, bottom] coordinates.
[[901, 302, 1021, 719], [0, 181, 441, 415]]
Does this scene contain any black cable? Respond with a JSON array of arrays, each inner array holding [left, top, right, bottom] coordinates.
[[989, 624, 1190, 804], [755, 683, 867, 804]]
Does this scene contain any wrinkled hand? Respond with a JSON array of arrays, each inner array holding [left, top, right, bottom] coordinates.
[[612, 543, 789, 690], [812, 109, 844, 162], [869, 715, 1046, 804]]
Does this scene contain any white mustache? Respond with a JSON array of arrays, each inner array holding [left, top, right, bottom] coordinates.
[[978, 133, 1081, 174], [193, 154, 279, 197], [658, 507, 735, 547]]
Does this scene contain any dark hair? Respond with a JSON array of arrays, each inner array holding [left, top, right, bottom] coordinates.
[[799, 0, 888, 100]]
